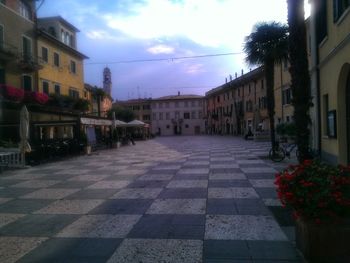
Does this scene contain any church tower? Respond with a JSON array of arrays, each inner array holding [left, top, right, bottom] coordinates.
[[103, 67, 112, 96]]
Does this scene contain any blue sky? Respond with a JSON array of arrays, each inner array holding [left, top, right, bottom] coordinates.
[[38, 0, 310, 101]]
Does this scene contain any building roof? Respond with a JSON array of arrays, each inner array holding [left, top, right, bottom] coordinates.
[[206, 66, 264, 97], [38, 16, 80, 32], [154, 94, 204, 101], [37, 29, 89, 59]]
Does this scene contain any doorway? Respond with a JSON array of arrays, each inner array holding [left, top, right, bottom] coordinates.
[[346, 73, 350, 164]]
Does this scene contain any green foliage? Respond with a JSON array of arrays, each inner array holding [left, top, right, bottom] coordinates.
[[276, 123, 296, 137], [48, 94, 90, 112], [109, 106, 135, 123], [275, 160, 350, 223], [0, 140, 18, 148]]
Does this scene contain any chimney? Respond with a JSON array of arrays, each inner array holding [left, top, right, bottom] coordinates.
[[225, 78, 227, 83], [178, 91, 180, 96], [241, 69, 244, 76], [229, 75, 232, 81], [235, 72, 237, 78]]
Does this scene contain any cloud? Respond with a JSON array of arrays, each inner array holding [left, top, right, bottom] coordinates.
[[85, 30, 126, 42], [147, 44, 175, 54], [102, 0, 289, 48], [185, 63, 205, 74]]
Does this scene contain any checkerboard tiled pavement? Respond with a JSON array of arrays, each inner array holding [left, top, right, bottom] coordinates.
[[0, 136, 302, 263]]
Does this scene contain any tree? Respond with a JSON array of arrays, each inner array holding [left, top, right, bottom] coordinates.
[[109, 106, 135, 123], [244, 22, 289, 150], [287, 0, 312, 162], [92, 87, 106, 117]]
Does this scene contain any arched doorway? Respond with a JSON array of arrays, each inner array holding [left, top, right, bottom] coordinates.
[[346, 73, 350, 164], [337, 63, 350, 165]]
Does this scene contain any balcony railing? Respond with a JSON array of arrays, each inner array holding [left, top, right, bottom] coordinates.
[[0, 42, 18, 61], [18, 53, 44, 72]]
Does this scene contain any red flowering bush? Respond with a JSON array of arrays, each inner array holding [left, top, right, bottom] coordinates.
[[275, 159, 350, 223], [0, 84, 24, 101], [24, 91, 49, 104]]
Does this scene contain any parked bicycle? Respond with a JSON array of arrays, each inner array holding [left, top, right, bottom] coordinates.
[[269, 141, 299, 162]]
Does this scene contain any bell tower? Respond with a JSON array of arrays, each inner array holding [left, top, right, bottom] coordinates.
[[103, 67, 112, 96]]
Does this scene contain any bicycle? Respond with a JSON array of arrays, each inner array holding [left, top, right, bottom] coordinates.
[[269, 141, 299, 162]]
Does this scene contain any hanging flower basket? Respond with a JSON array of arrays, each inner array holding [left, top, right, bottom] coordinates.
[[24, 91, 49, 104], [0, 84, 25, 102]]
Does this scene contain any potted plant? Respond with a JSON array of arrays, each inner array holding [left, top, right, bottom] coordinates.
[[275, 159, 350, 262], [80, 131, 91, 155]]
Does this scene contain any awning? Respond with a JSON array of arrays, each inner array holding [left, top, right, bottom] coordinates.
[[80, 117, 112, 126]]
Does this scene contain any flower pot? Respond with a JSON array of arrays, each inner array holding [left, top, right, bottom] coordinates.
[[296, 218, 350, 263], [85, 145, 91, 155]]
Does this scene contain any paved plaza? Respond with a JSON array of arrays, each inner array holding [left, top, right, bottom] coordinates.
[[0, 136, 302, 263]]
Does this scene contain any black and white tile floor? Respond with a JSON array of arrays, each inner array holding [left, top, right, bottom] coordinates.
[[0, 136, 302, 263]]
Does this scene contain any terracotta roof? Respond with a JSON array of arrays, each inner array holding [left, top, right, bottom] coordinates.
[[154, 94, 204, 101]]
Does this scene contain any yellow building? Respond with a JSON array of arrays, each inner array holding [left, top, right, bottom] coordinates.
[[0, 0, 40, 90], [309, 0, 350, 165], [36, 16, 88, 98]]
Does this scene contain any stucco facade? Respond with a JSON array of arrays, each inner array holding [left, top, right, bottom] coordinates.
[[206, 67, 269, 136], [37, 17, 88, 98], [114, 99, 152, 125], [151, 94, 205, 136], [0, 0, 39, 90], [310, 0, 350, 164]]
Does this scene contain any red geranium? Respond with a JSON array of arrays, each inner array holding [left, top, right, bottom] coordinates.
[[275, 159, 350, 223], [24, 91, 49, 104], [0, 84, 24, 101]]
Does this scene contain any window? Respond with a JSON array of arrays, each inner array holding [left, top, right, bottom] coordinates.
[[22, 36, 32, 61], [191, 101, 195, 107], [48, 26, 56, 37], [175, 101, 179, 108], [184, 101, 188, 107], [152, 113, 156, 120], [175, 111, 179, 119], [217, 96, 220, 102], [238, 88, 240, 97], [143, 115, 150, 121], [42, 81, 49, 94], [54, 84, 60, 94], [166, 112, 170, 120], [166, 125, 170, 129], [69, 88, 79, 98], [53, 52, 60, 67], [198, 100, 202, 106], [159, 112, 163, 120], [248, 84, 251, 94], [323, 94, 329, 136], [0, 25, 3, 49], [70, 60, 76, 74], [316, 0, 328, 44], [22, 75, 32, 91], [333, 0, 350, 22], [143, 104, 150, 110], [191, 111, 196, 119], [41, 47, 48, 63], [184, 112, 190, 119], [19, 1, 31, 20], [283, 88, 292, 105], [185, 124, 189, 128], [132, 105, 140, 110], [61, 30, 65, 43], [198, 111, 202, 119], [261, 79, 264, 89]]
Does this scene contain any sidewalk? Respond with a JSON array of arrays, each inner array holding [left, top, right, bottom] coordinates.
[[0, 136, 302, 263]]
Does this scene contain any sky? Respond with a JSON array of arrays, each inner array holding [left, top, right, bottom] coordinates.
[[37, 0, 310, 101]]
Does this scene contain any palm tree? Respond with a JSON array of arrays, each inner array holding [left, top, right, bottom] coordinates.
[[93, 87, 106, 117], [244, 22, 289, 150], [287, 0, 312, 162]]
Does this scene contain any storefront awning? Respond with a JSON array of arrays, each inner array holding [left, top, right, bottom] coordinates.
[[80, 117, 112, 126]]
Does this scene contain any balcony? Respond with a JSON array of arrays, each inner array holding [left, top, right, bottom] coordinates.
[[0, 42, 18, 62], [18, 53, 44, 72]]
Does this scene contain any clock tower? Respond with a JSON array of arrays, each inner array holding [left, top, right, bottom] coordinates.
[[103, 67, 112, 96]]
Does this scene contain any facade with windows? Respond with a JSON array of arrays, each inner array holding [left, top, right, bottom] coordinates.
[[205, 67, 269, 136], [0, 0, 40, 90], [151, 94, 205, 136], [309, 0, 350, 164], [37, 16, 88, 98], [113, 98, 152, 126]]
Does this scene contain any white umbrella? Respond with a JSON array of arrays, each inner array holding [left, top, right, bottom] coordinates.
[[19, 105, 31, 154]]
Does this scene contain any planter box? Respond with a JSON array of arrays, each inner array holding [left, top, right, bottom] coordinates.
[[296, 218, 350, 263]]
